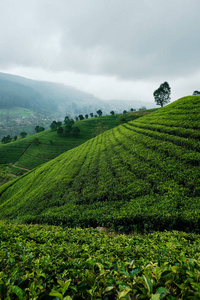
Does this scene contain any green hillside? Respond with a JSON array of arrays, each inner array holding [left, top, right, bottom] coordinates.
[[0, 96, 199, 232], [0, 112, 148, 173]]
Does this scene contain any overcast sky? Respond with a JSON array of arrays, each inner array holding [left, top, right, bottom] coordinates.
[[0, 0, 200, 103]]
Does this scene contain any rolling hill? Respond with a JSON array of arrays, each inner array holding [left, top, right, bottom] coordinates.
[[0, 96, 199, 232], [0, 112, 146, 173]]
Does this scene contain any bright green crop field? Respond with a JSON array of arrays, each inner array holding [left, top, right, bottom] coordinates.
[[1, 221, 200, 299], [0, 111, 148, 173]]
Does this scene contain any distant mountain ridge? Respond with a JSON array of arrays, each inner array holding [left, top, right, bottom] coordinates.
[[0, 72, 103, 114]]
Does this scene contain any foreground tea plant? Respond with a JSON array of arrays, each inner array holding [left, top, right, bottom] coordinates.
[[1, 221, 200, 299]]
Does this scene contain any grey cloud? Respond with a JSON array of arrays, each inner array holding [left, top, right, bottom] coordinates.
[[0, 0, 200, 80]]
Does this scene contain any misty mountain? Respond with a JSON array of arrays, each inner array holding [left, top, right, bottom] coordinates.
[[0, 72, 104, 115]]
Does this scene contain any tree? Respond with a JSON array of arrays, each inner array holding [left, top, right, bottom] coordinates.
[[90, 113, 93, 118], [96, 109, 103, 117], [1, 135, 12, 144], [72, 127, 80, 137], [138, 106, 146, 111], [123, 110, 127, 114], [78, 114, 84, 120], [153, 81, 171, 107], [50, 121, 58, 130], [193, 90, 200, 95], [130, 108, 136, 112], [110, 111, 115, 115], [35, 126, 45, 133], [64, 116, 69, 124], [85, 114, 88, 119], [57, 127, 63, 135], [65, 124, 72, 135], [20, 132, 27, 138]]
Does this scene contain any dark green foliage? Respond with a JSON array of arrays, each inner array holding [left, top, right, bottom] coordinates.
[[90, 112, 93, 117], [193, 90, 200, 95], [78, 114, 84, 120], [1, 135, 12, 144], [1, 222, 200, 299], [57, 127, 64, 135], [19, 132, 27, 138], [153, 81, 171, 107], [35, 125, 45, 133], [50, 120, 58, 130], [65, 124, 72, 135], [123, 110, 127, 114], [110, 110, 115, 115], [96, 109, 103, 116], [71, 127, 80, 137], [64, 115, 69, 124]]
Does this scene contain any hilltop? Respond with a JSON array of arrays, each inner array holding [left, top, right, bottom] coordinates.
[[0, 96, 199, 232]]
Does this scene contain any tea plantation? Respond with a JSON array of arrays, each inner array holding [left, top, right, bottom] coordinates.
[[0, 112, 143, 173], [1, 96, 200, 299], [1, 221, 200, 299]]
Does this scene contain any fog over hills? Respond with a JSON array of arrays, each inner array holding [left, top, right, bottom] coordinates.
[[0, 72, 154, 117], [0, 72, 104, 116]]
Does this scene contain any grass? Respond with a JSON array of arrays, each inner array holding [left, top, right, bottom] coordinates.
[[0, 96, 199, 232]]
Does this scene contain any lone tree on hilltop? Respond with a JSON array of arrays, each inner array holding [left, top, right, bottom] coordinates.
[[110, 111, 115, 115], [193, 90, 200, 95], [153, 81, 171, 107]]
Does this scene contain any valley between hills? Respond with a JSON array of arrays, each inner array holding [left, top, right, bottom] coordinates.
[[0, 95, 200, 299]]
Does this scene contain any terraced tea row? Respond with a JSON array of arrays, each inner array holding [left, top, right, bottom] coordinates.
[[0, 113, 138, 172]]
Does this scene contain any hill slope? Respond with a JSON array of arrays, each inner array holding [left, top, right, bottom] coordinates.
[[0, 112, 142, 172], [0, 96, 200, 231]]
